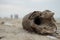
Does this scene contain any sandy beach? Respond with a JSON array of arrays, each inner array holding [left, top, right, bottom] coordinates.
[[0, 18, 60, 40]]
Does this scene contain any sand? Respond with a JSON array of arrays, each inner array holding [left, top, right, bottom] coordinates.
[[0, 18, 60, 40]]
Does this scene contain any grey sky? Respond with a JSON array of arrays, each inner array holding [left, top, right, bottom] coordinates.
[[0, 0, 60, 18]]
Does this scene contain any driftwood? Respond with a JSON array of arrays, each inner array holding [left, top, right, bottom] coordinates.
[[22, 10, 60, 39], [22, 10, 60, 38], [22, 10, 56, 34]]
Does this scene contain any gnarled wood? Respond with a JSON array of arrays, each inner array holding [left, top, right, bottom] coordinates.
[[22, 10, 57, 34]]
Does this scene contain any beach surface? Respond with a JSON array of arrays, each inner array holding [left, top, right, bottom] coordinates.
[[0, 18, 60, 40]]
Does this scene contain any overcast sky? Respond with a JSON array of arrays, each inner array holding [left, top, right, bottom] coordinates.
[[0, 0, 60, 18]]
